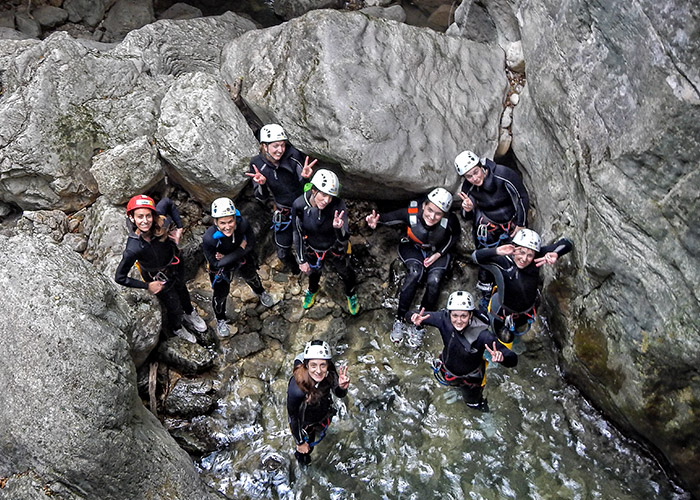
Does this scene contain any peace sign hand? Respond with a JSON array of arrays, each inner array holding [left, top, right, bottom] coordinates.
[[245, 165, 266, 185], [301, 156, 317, 178], [333, 210, 345, 229], [410, 307, 430, 326], [458, 191, 474, 212], [338, 365, 350, 389], [485, 341, 504, 363], [365, 210, 380, 229], [534, 251, 559, 267]]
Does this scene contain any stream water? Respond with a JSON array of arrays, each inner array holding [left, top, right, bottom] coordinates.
[[191, 304, 689, 500]]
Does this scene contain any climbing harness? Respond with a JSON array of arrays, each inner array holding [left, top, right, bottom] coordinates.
[[270, 208, 292, 232], [431, 358, 483, 388], [137, 254, 180, 284], [476, 217, 512, 248], [301, 416, 332, 446]]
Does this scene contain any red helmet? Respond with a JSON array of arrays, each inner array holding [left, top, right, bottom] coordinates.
[[126, 195, 156, 214]]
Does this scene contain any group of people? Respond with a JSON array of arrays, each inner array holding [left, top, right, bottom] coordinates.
[[113, 123, 572, 464]]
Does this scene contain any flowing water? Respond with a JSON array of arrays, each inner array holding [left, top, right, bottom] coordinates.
[[191, 304, 690, 500]]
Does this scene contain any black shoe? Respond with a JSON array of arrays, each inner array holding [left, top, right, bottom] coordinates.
[[467, 398, 489, 413], [294, 451, 311, 466]]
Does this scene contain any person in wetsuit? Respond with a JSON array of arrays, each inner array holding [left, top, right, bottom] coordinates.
[[409, 291, 517, 411], [287, 340, 350, 465], [472, 228, 573, 344], [115, 194, 206, 343], [201, 197, 275, 338], [365, 188, 460, 347], [292, 169, 359, 315], [246, 123, 316, 274], [455, 151, 530, 304]]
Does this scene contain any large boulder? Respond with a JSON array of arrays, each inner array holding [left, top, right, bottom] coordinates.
[[0, 232, 220, 499], [510, 0, 700, 494], [155, 71, 258, 201], [221, 10, 507, 198]]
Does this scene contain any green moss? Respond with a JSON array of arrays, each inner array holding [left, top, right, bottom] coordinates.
[[54, 106, 107, 168], [573, 319, 625, 393]]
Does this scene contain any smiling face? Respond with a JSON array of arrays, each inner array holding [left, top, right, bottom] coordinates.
[[464, 166, 486, 187], [130, 208, 154, 233], [422, 201, 445, 226], [307, 359, 329, 383], [314, 191, 333, 210], [263, 140, 286, 162], [215, 215, 236, 237], [513, 246, 536, 268], [450, 310, 472, 331]]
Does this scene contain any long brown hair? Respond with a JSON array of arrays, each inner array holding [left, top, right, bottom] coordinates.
[[293, 360, 338, 405], [133, 213, 168, 242]]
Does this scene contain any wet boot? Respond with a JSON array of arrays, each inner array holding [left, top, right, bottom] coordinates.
[[294, 451, 311, 466]]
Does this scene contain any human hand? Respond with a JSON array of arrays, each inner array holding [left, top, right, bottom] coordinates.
[[215, 252, 224, 260], [511, 225, 524, 237], [485, 341, 504, 363], [496, 244, 515, 256], [148, 280, 165, 294], [458, 192, 473, 212], [338, 365, 350, 389], [245, 165, 266, 184], [411, 307, 430, 326], [296, 442, 310, 454], [168, 227, 183, 245], [301, 156, 317, 178], [535, 251, 559, 267], [240, 238, 247, 249], [365, 210, 380, 229], [299, 262, 311, 274], [423, 252, 441, 267], [333, 210, 345, 229]]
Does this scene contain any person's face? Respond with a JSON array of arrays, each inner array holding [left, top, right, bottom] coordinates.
[[422, 201, 445, 226], [130, 208, 153, 232], [464, 166, 486, 186], [513, 246, 536, 268], [264, 140, 286, 162], [450, 310, 472, 331], [215, 216, 236, 237], [307, 359, 328, 383], [314, 191, 332, 210]]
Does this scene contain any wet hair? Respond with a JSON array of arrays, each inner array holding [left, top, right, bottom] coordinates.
[[293, 360, 338, 406]]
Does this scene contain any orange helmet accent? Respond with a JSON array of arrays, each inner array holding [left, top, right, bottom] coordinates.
[[126, 195, 156, 214]]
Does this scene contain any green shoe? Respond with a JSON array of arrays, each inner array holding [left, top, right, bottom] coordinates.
[[346, 294, 360, 315], [303, 289, 319, 309]]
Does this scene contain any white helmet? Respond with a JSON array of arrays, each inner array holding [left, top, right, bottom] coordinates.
[[427, 187, 453, 213], [260, 123, 288, 143], [211, 197, 237, 219], [454, 150, 480, 176], [310, 169, 340, 197], [446, 291, 476, 311], [512, 228, 541, 252], [303, 340, 332, 360]]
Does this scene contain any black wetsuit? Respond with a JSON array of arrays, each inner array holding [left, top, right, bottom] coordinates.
[[377, 202, 460, 319], [460, 159, 530, 285], [472, 238, 573, 338], [287, 359, 347, 464], [408, 309, 517, 405], [249, 144, 308, 272], [201, 215, 264, 321], [114, 198, 193, 331], [292, 190, 356, 296]]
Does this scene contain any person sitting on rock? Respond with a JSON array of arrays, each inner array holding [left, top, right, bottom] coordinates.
[[472, 228, 573, 345], [292, 169, 359, 315], [455, 150, 530, 307], [201, 197, 275, 338], [246, 123, 316, 275], [409, 291, 517, 412], [115, 194, 206, 343], [287, 340, 349, 466], [365, 187, 460, 347]]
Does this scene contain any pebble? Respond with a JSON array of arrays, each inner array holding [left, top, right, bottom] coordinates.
[[510, 93, 520, 106]]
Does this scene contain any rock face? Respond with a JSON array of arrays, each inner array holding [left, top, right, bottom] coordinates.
[[0, 12, 256, 213], [221, 10, 507, 198], [0, 232, 220, 499], [503, 0, 700, 494]]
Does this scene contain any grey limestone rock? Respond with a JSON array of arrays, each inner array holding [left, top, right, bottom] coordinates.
[[446, 0, 521, 46], [64, 0, 118, 27], [158, 337, 217, 374], [360, 5, 407, 23], [32, 5, 70, 28], [511, 0, 700, 494], [165, 377, 218, 417], [97, 0, 156, 43], [0, 232, 219, 499], [155, 71, 259, 201], [273, 0, 342, 21], [157, 2, 204, 20], [221, 10, 506, 198], [90, 136, 164, 204]]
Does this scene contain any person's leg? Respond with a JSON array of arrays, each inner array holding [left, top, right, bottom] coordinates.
[[419, 254, 450, 312], [156, 286, 184, 331], [275, 222, 300, 274], [238, 259, 265, 295], [461, 384, 488, 412], [209, 271, 231, 321]]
